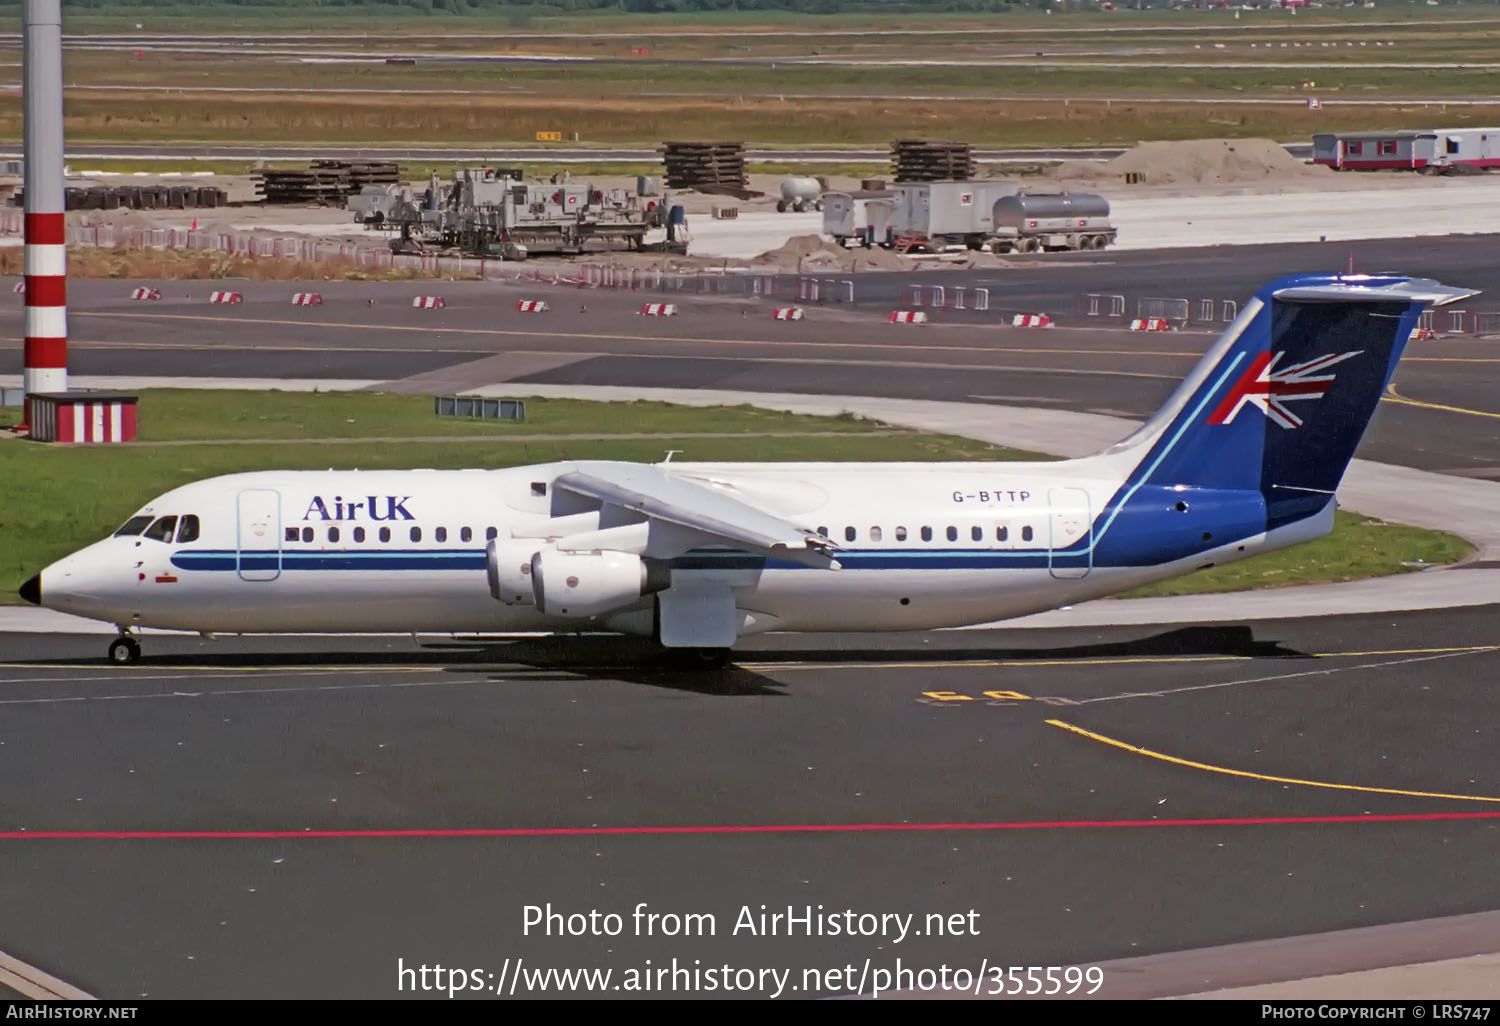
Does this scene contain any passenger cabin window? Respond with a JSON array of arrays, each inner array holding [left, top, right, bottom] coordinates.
[[869, 526, 883, 542], [114, 515, 153, 537], [921, 526, 933, 542], [844, 526, 856, 543], [1379, 139, 1397, 156], [410, 526, 422, 543], [285, 527, 299, 542], [302, 527, 314, 543], [379, 527, 391, 543], [328, 526, 340, 543], [946, 526, 958, 543], [997, 526, 1009, 542], [1348, 141, 1363, 155], [817, 526, 828, 538], [895, 526, 907, 541], [485, 527, 498, 541], [435, 527, 447, 543], [143, 516, 178, 543], [175, 515, 200, 544], [460, 527, 472, 543], [1022, 526, 1034, 542], [354, 527, 366, 543], [971, 526, 983, 542]]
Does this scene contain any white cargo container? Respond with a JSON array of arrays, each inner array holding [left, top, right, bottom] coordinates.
[[822, 190, 896, 246], [896, 181, 1016, 246]]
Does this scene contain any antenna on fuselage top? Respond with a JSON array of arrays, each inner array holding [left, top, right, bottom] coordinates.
[[661, 450, 681, 464]]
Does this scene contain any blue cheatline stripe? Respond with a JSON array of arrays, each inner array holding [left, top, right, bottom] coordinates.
[[1087, 349, 1248, 550], [171, 547, 1101, 574]]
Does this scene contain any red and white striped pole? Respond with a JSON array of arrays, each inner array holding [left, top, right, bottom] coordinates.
[[19, 0, 66, 432]]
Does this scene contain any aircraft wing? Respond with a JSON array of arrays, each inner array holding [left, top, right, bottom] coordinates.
[[553, 463, 841, 569]]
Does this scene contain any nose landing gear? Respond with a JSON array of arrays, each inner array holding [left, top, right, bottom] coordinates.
[[108, 633, 141, 666]]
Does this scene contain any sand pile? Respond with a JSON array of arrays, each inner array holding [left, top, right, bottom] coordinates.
[[753, 233, 914, 272], [1053, 138, 1329, 186]]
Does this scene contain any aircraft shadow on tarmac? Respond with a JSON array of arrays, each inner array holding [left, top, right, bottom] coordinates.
[[421, 623, 1313, 698], [22, 625, 1310, 699]]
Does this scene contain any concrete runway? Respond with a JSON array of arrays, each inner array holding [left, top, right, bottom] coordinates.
[[1, 608, 1498, 998]]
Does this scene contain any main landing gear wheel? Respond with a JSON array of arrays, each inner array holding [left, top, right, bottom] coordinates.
[[108, 635, 141, 666], [687, 647, 732, 669]]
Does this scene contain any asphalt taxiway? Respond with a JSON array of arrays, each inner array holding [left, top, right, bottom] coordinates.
[[4, 236, 1500, 998], [0, 607, 1497, 998]]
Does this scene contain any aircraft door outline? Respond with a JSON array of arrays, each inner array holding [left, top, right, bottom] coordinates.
[[1047, 486, 1092, 580], [237, 488, 282, 582]]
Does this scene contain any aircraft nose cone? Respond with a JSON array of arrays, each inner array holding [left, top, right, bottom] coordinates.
[[18, 573, 40, 605]]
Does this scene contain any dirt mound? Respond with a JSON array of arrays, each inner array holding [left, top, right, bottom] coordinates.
[[753, 233, 915, 273], [1053, 138, 1329, 186]]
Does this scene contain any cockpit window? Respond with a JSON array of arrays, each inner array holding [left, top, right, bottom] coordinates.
[[176, 515, 200, 544], [114, 515, 154, 537], [142, 516, 178, 543]]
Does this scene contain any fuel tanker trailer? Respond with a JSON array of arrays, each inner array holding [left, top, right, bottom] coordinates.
[[988, 190, 1116, 253]]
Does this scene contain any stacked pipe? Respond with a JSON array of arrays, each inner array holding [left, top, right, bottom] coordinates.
[[21, 0, 66, 429]]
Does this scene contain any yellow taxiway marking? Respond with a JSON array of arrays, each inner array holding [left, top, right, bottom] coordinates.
[[1384, 382, 1500, 421], [1047, 718, 1500, 804], [739, 654, 1252, 672], [741, 644, 1493, 674]]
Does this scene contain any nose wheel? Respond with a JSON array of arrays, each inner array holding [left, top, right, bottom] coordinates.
[[108, 635, 141, 666]]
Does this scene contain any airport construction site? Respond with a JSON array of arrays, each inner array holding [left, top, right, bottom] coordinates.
[[21, 136, 1500, 284]]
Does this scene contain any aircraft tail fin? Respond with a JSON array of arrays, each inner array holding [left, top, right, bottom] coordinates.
[[1109, 274, 1474, 530]]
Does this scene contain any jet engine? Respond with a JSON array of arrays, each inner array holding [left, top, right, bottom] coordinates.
[[530, 547, 668, 618], [487, 537, 542, 605]]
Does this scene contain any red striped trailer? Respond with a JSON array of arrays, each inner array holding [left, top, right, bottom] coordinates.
[[291, 292, 324, 306], [26, 391, 138, 443]]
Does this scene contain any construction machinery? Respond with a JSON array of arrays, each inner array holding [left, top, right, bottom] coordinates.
[[349, 168, 672, 260]]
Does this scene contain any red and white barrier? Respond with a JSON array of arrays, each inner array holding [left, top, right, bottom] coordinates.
[[515, 299, 549, 313], [1129, 318, 1172, 331], [1411, 328, 1436, 341], [11, 281, 23, 294], [131, 287, 161, 301], [291, 292, 323, 306], [412, 296, 446, 309], [1011, 313, 1053, 328], [639, 303, 677, 317], [888, 310, 929, 324], [208, 291, 243, 304], [771, 307, 805, 321], [26, 391, 138, 444]]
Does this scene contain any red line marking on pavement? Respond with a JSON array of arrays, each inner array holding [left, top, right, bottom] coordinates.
[[4, 812, 1500, 840]]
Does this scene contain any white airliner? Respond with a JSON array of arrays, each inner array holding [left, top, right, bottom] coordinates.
[[21, 273, 1473, 666]]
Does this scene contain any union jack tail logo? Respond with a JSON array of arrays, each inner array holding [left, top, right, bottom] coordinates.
[[1207, 350, 1362, 429]]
